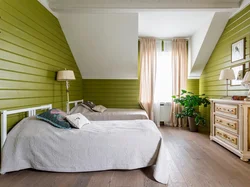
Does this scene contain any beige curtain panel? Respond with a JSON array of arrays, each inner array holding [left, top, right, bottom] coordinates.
[[171, 39, 188, 127], [139, 38, 157, 120]]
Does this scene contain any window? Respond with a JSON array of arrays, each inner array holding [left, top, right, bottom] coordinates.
[[154, 41, 172, 103]]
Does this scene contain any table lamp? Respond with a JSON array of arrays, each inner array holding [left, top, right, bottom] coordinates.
[[219, 69, 235, 98], [242, 72, 250, 101]]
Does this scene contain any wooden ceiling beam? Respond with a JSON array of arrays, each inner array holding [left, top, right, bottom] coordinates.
[[48, 0, 241, 10]]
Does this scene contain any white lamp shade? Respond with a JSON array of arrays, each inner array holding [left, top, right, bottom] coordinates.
[[242, 72, 250, 83], [219, 69, 235, 80], [57, 70, 76, 81]]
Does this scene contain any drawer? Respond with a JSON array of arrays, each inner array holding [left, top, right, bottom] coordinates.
[[214, 103, 238, 117], [214, 115, 238, 133], [215, 128, 238, 148]]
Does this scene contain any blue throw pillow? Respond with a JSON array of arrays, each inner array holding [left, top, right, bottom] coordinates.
[[37, 109, 71, 129]]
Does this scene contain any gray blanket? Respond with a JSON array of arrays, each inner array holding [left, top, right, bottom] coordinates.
[[1, 117, 169, 184], [70, 105, 149, 120]]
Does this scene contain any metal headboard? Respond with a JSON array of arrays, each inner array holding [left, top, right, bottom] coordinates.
[[67, 99, 84, 114], [1, 104, 52, 149]]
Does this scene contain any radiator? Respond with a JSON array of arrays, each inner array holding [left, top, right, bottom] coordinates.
[[160, 102, 172, 125]]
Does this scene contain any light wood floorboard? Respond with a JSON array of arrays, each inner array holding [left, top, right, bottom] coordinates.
[[0, 127, 250, 187]]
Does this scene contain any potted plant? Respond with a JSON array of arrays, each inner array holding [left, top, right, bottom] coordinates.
[[172, 90, 210, 132]]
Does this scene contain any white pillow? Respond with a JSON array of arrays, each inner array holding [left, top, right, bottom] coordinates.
[[66, 113, 90, 129], [92, 105, 107, 113]]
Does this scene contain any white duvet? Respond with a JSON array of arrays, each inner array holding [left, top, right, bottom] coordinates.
[[70, 105, 149, 121], [1, 117, 169, 184]]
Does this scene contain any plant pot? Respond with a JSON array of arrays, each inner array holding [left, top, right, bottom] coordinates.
[[188, 117, 198, 132]]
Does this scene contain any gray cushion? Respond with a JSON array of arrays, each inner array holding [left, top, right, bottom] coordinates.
[[81, 101, 96, 111], [37, 109, 71, 129]]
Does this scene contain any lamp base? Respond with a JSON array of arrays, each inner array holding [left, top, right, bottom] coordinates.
[[244, 88, 250, 101]]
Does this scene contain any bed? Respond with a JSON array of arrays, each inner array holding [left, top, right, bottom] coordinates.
[[67, 100, 149, 120], [0, 105, 169, 184]]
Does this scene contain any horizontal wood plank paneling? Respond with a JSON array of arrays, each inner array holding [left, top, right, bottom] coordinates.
[[83, 79, 140, 109], [187, 79, 199, 95], [0, 0, 83, 131], [200, 4, 250, 132]]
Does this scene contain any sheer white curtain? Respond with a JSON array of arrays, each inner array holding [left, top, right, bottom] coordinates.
[[171, 39, 188, 127], [154, 40, 172, 126], [139, 38, 157, 120]]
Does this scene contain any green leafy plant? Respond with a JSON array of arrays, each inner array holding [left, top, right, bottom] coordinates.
[[172, 90, 210, 125]]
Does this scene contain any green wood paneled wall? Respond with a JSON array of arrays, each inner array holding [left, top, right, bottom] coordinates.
[[200, 4, 250, 131], [82, 79, 198, 109], [82, 79, 140, 108], [0, 0, 83, 131], [187, 79, 199, 95]]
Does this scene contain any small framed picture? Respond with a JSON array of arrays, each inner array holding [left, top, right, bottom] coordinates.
[[232, 38, 245, 63], [231, 65, 244, 85], [231, 62, 250, 86]]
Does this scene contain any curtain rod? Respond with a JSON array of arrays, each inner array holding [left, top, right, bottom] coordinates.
[[138, 37, 172, 41], [138, 37, 190, 41]]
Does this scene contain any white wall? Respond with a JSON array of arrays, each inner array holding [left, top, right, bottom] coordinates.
[[189, 12, 231, 78], [58, 13, 138, 79], [191, 14, 213, 67], [189, 14, 214, 78]]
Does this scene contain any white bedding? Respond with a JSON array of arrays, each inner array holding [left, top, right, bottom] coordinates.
[[70, 105, 149, 121], [1, 117, 169, 184]]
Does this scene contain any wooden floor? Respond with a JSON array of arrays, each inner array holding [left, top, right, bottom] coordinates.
[[1, 127, 250, 187]]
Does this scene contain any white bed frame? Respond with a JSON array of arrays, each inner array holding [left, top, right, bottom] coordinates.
[[1, 104, 52, 149], [67, 100, 83, 114]]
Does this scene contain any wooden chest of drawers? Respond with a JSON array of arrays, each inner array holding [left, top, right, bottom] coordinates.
[[210, 99, 250, 161], [215, 127, 238, 148], [214, 103, 238, 117]]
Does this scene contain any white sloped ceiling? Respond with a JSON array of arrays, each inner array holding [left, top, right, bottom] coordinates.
[[58, 12, 139, 79]]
